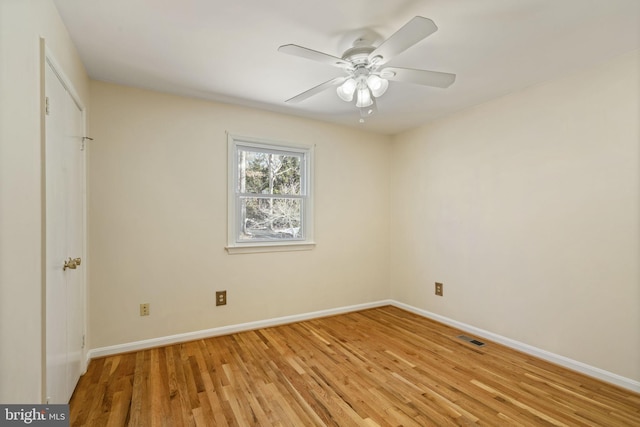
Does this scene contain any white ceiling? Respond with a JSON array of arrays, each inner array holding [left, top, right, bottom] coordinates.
[[54, 0, 640, 135]]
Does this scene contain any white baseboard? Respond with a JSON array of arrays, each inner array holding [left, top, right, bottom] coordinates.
[[390, 301, 640, 393], [87, 300, 391, 360], [87, 299, 639, 393]]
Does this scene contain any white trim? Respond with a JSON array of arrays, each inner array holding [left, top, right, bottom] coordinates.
[[87, 300, 389, 360], [390, 301, 640, 393], [86, 299, 640, 393], [226, 242, 316, 254]]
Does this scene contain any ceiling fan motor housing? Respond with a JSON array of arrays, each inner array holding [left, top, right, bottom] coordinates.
[[341, 46, 375, 67]]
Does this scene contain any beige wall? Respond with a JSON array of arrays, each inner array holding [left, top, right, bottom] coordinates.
[[0, 0, 89, 403], [87, 82, 391, 349], [390, 51, 640, 381], [1, 0, 637, 400]]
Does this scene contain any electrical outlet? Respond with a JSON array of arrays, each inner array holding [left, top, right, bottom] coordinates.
[[435, 282, 443, 297], [140, 303, 150, 316], [216, 290, 227, 306]]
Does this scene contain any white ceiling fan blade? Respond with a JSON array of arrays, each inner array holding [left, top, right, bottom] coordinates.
[[278, 44, 351, 69], [368, 16, 438, 66], [381, 67, 456, 88], [285, 76, 347, 103]]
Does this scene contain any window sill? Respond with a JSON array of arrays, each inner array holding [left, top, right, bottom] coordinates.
[[225, 242, 316, 255]]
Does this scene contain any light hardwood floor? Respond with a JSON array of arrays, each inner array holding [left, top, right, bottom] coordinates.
[[70, 306, 640, 426]]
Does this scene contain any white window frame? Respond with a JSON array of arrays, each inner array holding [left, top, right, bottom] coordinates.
[[226, 134, 315, 254]]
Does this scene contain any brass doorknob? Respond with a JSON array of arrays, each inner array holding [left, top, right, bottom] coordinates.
[[63, 257, 82, 271]]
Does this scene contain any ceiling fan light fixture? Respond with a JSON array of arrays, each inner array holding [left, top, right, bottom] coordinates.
[[279, 16, 457, 120], [336, 78, 357, 102], [355, 86, 373, 108], [367, 74, 389, 98]]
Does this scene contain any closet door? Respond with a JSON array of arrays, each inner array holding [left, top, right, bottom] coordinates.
[[45, 59, 85, 404]]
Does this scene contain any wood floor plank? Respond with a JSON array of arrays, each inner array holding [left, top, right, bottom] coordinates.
[[70, 306, 640, 426]]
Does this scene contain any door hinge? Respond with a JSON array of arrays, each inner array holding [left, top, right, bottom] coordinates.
[[45, 97, 50, 115], [81, 334, 85, 349], [81, 136, 93, 152]]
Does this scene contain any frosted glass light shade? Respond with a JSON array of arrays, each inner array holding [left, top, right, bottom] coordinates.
[[336, 78, 356, 102], [355, 87, 373, 107], [367, 75, 389, 98]]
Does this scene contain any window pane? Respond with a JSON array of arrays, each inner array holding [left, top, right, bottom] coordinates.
[[238, 149, 301, 195], [239, 197, 303, 241]]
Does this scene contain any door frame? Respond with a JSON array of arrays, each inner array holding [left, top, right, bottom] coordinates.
[[42, 43, 88, 401]]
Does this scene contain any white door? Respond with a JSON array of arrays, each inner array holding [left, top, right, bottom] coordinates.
[[45, 60, 85, 404]]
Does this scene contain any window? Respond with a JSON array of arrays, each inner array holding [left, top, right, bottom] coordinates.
[[227, 134, 314, 254]]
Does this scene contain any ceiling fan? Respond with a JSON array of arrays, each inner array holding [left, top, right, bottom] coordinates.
[[278, 16, 456, 121]]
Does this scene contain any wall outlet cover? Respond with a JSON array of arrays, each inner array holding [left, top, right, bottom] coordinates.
[[216, 291, 227, 306]]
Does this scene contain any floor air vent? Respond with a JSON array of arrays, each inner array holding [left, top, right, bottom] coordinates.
[[457, 335, 486, 347]]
